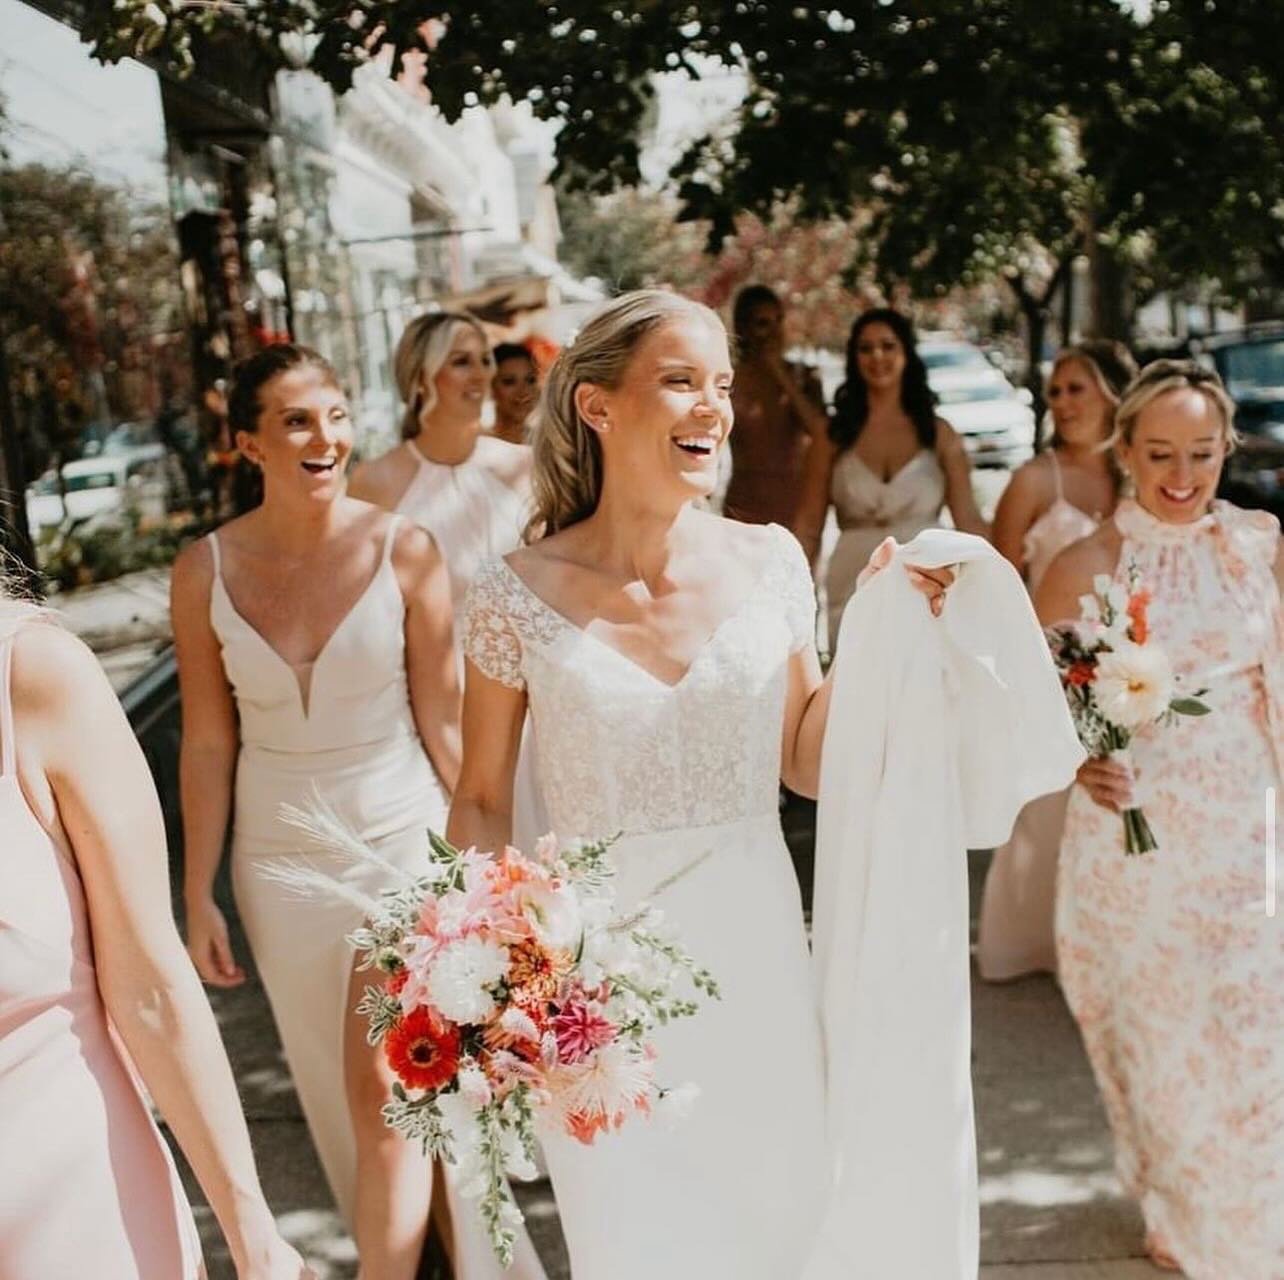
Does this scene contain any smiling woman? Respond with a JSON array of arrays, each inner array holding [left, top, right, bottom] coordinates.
[[166, 344, 541, 1280], [1034, 360, 1284, 1278], [347, 313, 532, 655]]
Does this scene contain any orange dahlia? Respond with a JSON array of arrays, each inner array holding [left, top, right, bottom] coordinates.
[[384, 1007, 461, 1091], [507, 938, 571, 1007]]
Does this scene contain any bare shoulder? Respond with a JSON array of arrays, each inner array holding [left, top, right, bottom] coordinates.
[[933, 417, 968, 459], [1035, 523, 1121, 622], [1007, 453, 1056, 501], [11, 622, 108, 723], [389, 507, 443, 574], [170, 534, 217, 602], [349, 441, 415, 509]]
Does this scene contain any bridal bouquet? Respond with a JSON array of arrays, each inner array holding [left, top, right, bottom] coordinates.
[[1047, 568, 1209, 855], [275, 812, 717, 1265]]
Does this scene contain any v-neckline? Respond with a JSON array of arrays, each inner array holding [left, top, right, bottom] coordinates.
[[497, 553, 772, 692], [215, 556, 389, 719], [849, 447, 931, 487]]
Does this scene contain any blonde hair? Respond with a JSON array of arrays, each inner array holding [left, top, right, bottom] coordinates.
[[526, 290, 723, 541], [1045, 340, 1137, 450], [1112, 358, 1239, 454], [394, 311, 490, 440]]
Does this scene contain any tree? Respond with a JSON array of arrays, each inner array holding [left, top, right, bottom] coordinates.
[[85, 0, 1284, 369]]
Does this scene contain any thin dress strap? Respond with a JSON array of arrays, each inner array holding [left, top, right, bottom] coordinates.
[[382, 514, 403, 566], [1048, 449, 1065, 501], [208, 530, 223, 578], [0, 634, 16, 778]]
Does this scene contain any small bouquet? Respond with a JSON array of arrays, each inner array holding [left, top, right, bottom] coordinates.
[[1048, 568, 1210, 855], [273, 811, 717, 1265]]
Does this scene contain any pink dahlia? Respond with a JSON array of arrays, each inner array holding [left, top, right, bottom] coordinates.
[[553, 1001, 617, 1064]]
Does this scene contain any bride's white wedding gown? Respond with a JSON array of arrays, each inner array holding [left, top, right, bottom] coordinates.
[[464, 523, 828, 1279]]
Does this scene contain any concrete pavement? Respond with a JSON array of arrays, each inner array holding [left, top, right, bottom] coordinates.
[[166, 837, 1156, 1280]]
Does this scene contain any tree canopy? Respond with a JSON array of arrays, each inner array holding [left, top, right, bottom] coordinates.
[[85, 0, 1284, 347]]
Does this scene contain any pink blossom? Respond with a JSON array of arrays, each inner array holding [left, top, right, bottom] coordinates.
[[553, 1001, 618, 1064]]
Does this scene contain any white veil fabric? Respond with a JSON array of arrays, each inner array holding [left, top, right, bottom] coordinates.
[[803, 530, 1084, 1279]]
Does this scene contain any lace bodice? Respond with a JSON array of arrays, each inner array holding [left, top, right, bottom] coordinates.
[[464, 524, 817, 838]]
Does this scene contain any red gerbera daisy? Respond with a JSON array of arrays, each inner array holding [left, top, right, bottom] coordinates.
[[384, 1007, 461, 1092]]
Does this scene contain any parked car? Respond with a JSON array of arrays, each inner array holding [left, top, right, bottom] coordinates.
[[919, 338, 1037, 470], [24, 444, 172, 535], [1190, 323, 1284, 519]]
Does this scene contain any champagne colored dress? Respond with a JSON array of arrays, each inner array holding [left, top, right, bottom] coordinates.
[[0, 625, 204, 1280], [1058, 499, 1284, 1277], [825, 448, 946, 650], [977, 451, 1100, 980], [210, 520, 546, 1277]]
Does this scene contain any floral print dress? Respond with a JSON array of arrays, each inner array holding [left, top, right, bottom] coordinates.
[[1057, 498, 1284, 1278]]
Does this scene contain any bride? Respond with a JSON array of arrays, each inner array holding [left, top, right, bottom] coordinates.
[[447, 290, 949, 1277]]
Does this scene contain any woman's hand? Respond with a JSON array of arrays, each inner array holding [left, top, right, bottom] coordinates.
[[236, 1235, 317, 1280], [186, 895, 246, 987], [857, 536, 956, 617], [1076, 755, 1136, 813]]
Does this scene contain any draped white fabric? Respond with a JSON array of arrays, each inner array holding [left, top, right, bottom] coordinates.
[[804, 530, 1084, 1279]]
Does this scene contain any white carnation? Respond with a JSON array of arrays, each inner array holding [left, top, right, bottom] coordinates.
[[1094, 641, 1173, 730], [427, 936, 509, 1023]]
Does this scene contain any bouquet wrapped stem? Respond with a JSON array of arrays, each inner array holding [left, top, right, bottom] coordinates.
[[1107, 744, 1157, 856]]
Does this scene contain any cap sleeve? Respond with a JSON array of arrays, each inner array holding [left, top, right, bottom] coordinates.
[[771, 524, 819, 653], [463, 560, 527, 690]]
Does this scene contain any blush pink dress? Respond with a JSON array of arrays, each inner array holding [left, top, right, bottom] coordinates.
[[1058, 499, 1284, 1277], [0, 623, 204, 1280], [977, 451, 1100, 980]]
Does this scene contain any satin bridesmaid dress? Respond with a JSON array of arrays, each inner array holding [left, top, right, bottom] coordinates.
[[0, 623, 204, 1280]]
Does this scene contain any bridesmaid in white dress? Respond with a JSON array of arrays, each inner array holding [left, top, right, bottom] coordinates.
[[348, 311, 531, 639], [792, 307, 988, 651], [350, 312, 545, 850], [448, 291, 952, 1279], [978, 340, 1135, 981], [171, 346, 545, 1280]]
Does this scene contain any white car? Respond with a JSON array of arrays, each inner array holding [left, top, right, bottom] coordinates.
[[25, 445, 170, 535], [919, 339, 1036, 470]]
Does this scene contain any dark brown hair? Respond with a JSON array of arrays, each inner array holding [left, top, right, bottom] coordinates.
[[227, 344, 340, 436]]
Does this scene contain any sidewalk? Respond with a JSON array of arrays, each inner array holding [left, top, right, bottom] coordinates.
[[53, 566, 173, 689], [168, 840, 1155, 1280]]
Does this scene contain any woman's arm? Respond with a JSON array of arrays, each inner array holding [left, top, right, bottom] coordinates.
[[780, 643, 834, 799], [780, 542, 954, 797], [446, 662, 528, 853], [792, 427, 837, 572], [170, 541, 244, 988], [990, 459, 1047, 575], [12, 628, 311, 1280], [394, 521, 463, 792], [935, 420, 991, 538]]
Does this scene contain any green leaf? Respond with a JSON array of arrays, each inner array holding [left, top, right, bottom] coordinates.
[[1169, 697, 1212, 716]]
